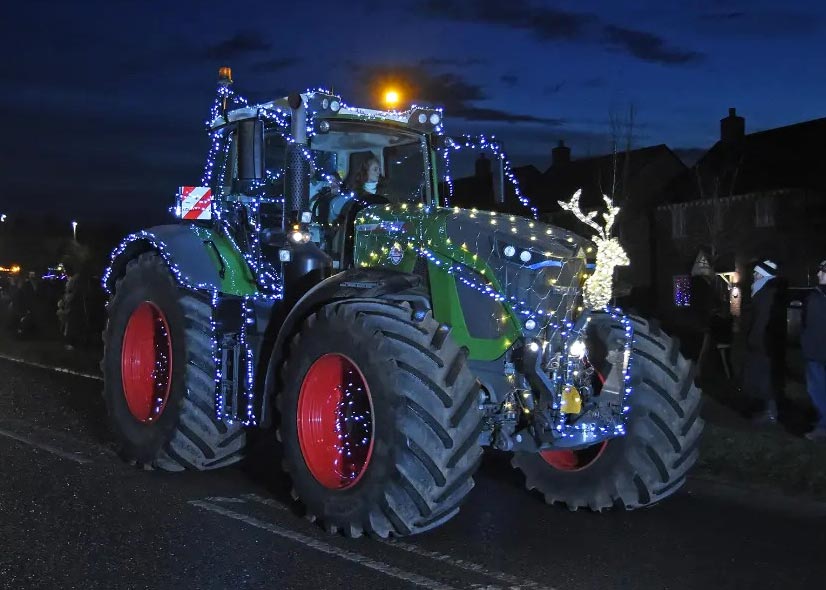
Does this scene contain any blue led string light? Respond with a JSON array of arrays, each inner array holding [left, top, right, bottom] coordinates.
[[444, 135, 539, 219]]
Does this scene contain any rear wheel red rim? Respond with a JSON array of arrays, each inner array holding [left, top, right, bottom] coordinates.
[[297, 353, 374, 490], [121, 301, 173, 423]]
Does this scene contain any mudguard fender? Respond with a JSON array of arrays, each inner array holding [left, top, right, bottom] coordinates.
[[103, 225, 230, 293]]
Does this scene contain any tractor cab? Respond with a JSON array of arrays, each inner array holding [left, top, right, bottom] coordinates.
[[202, 86, 443, 275]]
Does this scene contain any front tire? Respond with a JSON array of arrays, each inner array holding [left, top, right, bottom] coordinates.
[[278, 299, 483, 537], [512, 314, 704, 511], [102, 252, 246, 471]]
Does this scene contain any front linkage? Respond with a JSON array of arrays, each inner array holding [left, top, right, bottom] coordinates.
[[482, 309, 634, 455]]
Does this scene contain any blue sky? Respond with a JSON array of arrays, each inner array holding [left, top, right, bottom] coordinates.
[[1, 0, 824, 225]]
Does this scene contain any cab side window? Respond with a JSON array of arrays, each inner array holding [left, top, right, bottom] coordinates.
[[266, 131, 287, 181], [213, 127, 237, 196]]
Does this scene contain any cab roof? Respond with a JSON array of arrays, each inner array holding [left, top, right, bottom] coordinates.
[[210, 91, 444, 133]]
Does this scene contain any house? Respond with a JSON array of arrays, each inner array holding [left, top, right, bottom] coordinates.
[[653, 109, 826, 327]]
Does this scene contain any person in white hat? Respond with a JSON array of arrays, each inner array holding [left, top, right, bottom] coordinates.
[[742, 259, 787, 425], [801, 260, 826, 441]]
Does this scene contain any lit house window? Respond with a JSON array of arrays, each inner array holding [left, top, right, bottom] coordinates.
[[755, 197, 775, 227], [671, 207, 686, 238], [673, 275, 691, 307]]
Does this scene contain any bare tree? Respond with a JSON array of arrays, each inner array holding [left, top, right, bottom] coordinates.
[[606, 103, 636, 204], [693, 155, 742, 266]]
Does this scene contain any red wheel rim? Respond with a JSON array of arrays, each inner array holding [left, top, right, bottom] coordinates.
[[541, 366, 608, 471], [297, 353, 374, 490], [121, 301, 173, 423], [540, 442, 608, 471]]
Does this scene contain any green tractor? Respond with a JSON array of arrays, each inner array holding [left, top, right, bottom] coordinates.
[[102, 68, 703, 537]]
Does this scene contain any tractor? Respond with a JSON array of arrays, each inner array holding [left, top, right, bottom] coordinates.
[[102, 68, 703, 537]]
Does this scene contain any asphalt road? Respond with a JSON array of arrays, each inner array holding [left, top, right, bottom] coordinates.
[[1, 357, 825, 590]]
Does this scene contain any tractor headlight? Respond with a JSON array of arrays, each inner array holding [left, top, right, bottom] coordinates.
[[569, 339, 587, 359], [290, 230, 311, 244]]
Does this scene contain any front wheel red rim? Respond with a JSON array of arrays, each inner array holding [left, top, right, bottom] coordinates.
[[297, 353, 375, 490], [540, 366, 608, 472], [121, 301, 173, 423], [540, 442, 608, 471]]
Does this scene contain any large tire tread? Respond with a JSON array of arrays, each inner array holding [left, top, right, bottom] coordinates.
[[512, 312, 704, 512], [278, 298, 483, 538], [102, 251, 245, 472]]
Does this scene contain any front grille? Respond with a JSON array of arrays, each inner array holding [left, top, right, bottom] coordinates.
[[494, 258, 583, 327]]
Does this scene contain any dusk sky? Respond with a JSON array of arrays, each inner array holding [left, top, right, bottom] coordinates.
[[2, 0, 824, 227]]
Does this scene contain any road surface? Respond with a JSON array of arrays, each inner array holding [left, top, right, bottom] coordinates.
[[0, 357, 824, 589]]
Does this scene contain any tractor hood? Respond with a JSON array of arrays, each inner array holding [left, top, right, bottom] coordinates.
[[425, 208, 592, 329]]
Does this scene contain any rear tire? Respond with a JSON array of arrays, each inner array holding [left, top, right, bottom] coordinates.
[[278, 299, 483, 537], [511, 314, 703, 511], [102, 252, 246, 471]]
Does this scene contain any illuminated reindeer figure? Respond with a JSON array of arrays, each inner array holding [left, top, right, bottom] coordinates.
[[558, 189, 629, 309]]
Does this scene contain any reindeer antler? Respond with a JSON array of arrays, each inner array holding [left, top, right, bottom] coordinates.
[[557, 189, 604, 237], [600, 194, 621, 237]]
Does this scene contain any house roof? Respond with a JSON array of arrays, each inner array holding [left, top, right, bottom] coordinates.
[[535, 144, 687, 212], [667, 116, 826, 204]]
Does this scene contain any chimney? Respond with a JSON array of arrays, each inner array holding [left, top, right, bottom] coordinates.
[[720, 107, 745, 143], [475, 152, 492, 180], [552, 140, 570, 167]]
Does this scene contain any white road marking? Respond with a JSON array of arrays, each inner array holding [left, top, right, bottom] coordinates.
[[378, 540, 555, 590], [189, 500, 458, 590], [0, 426, 93, 464], [241, 492, 554, 590], [0, 354, 102, 381], [240, 493, 288, 510], [203, 496, 248, 504]]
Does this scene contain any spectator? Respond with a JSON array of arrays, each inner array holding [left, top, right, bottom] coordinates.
[[58, 265, 89, 349], [15, 273, 37, 338], [801, 259, 826, 441], [742, 259, 787, 425], [691, 268, 731, 380]]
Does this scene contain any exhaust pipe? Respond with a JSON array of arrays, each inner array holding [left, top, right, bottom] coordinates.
[[287, 93, 310, 222]]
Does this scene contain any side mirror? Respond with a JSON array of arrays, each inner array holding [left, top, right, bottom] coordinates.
[[237, 119, 265, 180]]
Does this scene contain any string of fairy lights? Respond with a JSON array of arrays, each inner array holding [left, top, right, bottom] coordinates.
[[104, 81, 634, 435]]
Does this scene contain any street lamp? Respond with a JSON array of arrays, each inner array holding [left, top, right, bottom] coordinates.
[[0, 214, 6, 222], [71, 220, 78, 241], [383, 88, 400, 109]]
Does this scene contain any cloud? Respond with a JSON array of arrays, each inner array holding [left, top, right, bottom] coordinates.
[[250, 57, 301, 73], [452, 106, 562, 124], [416, 0, 596, 41], [697, 8, 822, 36], [602, 25, 703, 65], [356, 64, 562, 125], [414, 0, 703, 67], [203, 31, 271, 60], [420, 57, 486, 67], [543, 81, 566, 95], [501, 74, 518, 86]]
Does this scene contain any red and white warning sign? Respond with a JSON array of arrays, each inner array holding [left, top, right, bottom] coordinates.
[[178, 186, 213, 220]]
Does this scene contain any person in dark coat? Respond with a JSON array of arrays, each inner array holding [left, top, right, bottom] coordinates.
[[742, 259, 787, 425], [58, 266, 88, 349], [801, 259, 826, 441]]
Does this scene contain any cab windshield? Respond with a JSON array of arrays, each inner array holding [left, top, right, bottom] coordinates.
[[306, 120, 431, 205]]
